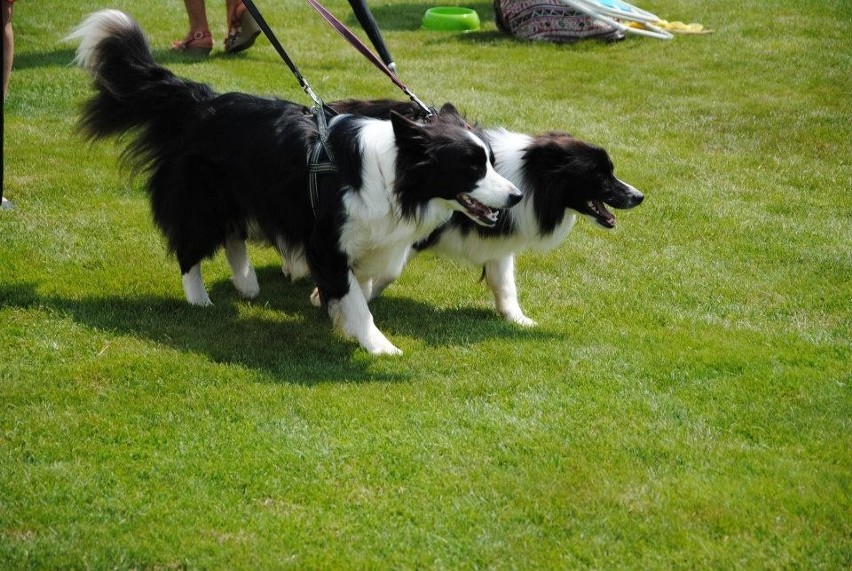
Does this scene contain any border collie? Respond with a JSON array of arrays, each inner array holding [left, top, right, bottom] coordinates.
[[328, 100, 645, 325], [68, 11, 521, 355]]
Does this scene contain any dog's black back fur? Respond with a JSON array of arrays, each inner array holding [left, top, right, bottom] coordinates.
[[77, 21, 319, 272]]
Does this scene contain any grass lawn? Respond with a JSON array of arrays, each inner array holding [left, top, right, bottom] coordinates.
[[1, 0, 850, 567]]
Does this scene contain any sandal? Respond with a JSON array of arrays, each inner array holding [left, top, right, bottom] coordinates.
[[224, 2, 261, 54], [171, 30, 213, 55]]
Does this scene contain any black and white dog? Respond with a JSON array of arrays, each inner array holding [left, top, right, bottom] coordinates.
[[325, 100, 645, 325], [69, 11, 521, 355]]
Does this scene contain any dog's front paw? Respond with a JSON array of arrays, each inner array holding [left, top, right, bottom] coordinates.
[[359, 326, 403, 355], [309, 287, 321, 307], [365, 336, 403, 356], [505, 312, 537, 327]]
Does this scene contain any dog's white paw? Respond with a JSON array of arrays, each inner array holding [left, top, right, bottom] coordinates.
[[183, 267, 213, 306], [506, 312, 537, 327], [365, 335, 403, 356], [309, 287, 321, 307], [233, 269, 260, 299], [188, 294, 213, 307], [351, 319, 403, 355]]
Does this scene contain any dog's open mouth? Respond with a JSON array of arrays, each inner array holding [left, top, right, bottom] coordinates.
[[457, 193, 499, 227], [587, 199, 616, 229]]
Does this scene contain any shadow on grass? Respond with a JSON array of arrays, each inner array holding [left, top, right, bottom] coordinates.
[[2, 267, 552, 383], [12, 46, 250, 72], [11, 49, 210, 88], [12, 48, 78, 70], [150, 48, 259, 66]]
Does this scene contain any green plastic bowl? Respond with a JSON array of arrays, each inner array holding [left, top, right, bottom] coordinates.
[[422, 7, 481, 32]]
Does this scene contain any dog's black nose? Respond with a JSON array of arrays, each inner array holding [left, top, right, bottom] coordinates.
[[507, 189, 523, 207], [614, 178, 643, 208]]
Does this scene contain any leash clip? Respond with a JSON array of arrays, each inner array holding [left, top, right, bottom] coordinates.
[[304, 84, 324, 111]]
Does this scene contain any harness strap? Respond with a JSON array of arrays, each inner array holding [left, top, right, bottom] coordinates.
[[307, 107, 339, 219], [237, 2, 342, 219], [308, 139, 337, 219]]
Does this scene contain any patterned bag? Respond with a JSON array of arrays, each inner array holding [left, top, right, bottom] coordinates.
[[494, 0, 624, 42]]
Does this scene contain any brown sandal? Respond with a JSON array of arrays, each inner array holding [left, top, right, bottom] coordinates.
[[171, 30, 213, 55], [224, 2, 261, 54]]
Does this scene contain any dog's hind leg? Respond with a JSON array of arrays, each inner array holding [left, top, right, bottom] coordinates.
[[225, 236, 260, 299], [276, 237, 292, 281], [485, 255, 537, 327], [278, 240, 310, 283], [182, 264, 213, 306]]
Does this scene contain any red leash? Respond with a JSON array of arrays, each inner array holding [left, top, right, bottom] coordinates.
[[305, 0, 435, 120], [241, 0, 340, 117]]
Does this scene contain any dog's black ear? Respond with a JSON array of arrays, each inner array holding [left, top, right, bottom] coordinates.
[[439, 102, 459, 116], [391, 110, 430, 148], [438, 103, 468, 128]]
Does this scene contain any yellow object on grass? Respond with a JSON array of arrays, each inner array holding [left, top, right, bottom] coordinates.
[[628, 19, 713, 34]]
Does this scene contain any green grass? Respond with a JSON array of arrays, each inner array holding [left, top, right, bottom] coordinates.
[[2, 0, 850, 567]]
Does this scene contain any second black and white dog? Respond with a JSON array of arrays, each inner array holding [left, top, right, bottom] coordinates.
[[327, 100, 645, 325], [69, 11, 521, 354]]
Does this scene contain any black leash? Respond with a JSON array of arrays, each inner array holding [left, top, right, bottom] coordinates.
[[241, 0, 336, 117], [239, 0, 434, 216], [242, 0, 432, 120], [305, 0, 434, 120], [241, 0, 339, 219]]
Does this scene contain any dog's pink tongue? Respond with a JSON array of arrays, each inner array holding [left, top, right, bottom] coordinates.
[[592, 200, 616, 227]]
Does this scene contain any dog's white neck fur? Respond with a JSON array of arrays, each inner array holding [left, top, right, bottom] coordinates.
[[488, 129, 533, 192], [346, 119, 400, 220], [338, 118, 455, 284]]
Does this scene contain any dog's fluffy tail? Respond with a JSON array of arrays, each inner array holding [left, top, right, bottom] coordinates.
[[68, 10, 214, 172]]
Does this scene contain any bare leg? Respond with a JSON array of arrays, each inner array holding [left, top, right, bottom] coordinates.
[[183, 0, 210, 35], [225, 0, 240, 26], [172, 0, 212, 52], [2, 0, 14, 99], [2, 1, 13, 207], [223, 0, 260, 53]]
